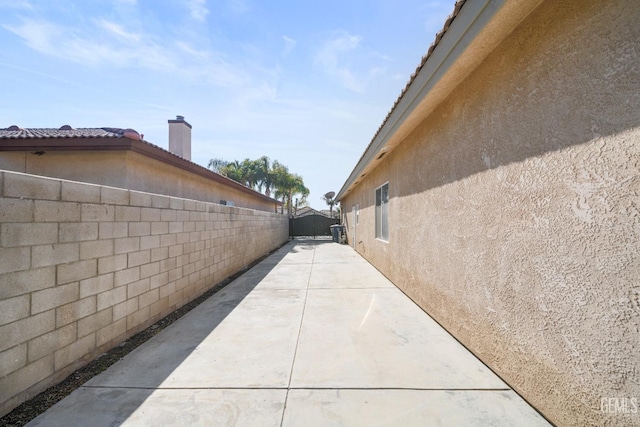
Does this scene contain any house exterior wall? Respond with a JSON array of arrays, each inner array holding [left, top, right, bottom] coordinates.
[[0, 170, 289, 417], [0, 150, 278, 212], [341, 1, 639, 425]]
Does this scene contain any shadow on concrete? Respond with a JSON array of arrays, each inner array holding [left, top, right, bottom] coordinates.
[[27, 241, 299, 427]]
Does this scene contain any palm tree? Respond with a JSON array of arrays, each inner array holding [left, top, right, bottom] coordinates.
[[207, 158, 229, 173], [219, 160, 246, 186], [274, 166, 309, 216], [322, 192, 337, 217], [239, 158, 260, 189], [254, 156, 277, 197], [213, 156, 307, 208], [292, 196, 307, 217], [273, 163, 291, 213], [288, 175, 310, 216]]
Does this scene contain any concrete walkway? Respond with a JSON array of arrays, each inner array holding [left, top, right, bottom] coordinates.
[[28, 238, 550, 426]]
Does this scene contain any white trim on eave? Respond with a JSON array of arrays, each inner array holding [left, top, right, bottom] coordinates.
[[336, 0, 542, 202]]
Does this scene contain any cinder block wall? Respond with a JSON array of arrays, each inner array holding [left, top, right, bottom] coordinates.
[[0, 170, 289, 416]]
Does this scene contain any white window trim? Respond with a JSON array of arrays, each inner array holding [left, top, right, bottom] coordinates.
[[375, 182, 389, 243]]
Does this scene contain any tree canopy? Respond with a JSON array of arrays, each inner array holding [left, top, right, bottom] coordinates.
[[208, 156, 309, 216], [322, 192, 337, 217]]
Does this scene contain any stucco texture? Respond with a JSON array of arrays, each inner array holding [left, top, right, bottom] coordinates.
[[342, 1, 639, 426], [0, 150, 277, 212]]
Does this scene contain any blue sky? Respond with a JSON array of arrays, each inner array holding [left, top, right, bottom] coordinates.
[[1, 0, 454, 209]]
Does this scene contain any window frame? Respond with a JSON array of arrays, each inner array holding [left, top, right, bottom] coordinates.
[[375, 182, 389, 242]]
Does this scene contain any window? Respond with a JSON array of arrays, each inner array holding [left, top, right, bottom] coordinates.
[[375, 182, 389, 241], [356, 204, 360, 225]]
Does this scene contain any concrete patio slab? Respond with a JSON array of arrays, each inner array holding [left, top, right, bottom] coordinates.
[[282, 389, 550, 427], [290, 287, 506, 389], [312, 244, 371, 265], [233, 262, 313, 291], [28, 388, 286, 427], [308, 262, 395, 289], [85, 288, 305, 388], [26, 238, 549, 426], [261, 242, 316, 265]]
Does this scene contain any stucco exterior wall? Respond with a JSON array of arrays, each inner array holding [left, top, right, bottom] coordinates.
[[0, 150, 278, 212], [341, 1, 639, 426], [0, 170, 289, 416]]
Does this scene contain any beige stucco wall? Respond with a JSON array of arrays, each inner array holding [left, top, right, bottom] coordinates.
[[0, 170, 289, 416], [342, 0, 639, 426], [0, 150, 278, 212]]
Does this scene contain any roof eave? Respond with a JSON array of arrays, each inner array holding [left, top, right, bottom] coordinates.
[[128, 140, 283, 205], [0, 137, 283, 206], [336, 0, 542, 202]]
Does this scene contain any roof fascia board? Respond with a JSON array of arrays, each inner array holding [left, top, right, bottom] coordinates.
[[0, 137, 281, 206], [0, 137, 132, 151], [128, 140, 282, 205], [336, 0, 505, 201]]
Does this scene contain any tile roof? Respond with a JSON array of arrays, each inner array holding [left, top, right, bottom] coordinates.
[[373, 0, 465, 141], [0, 126, 139, 139], [0, 124, 282, 205], [294, 206, 336, 218], [344, 0, 466, 188]]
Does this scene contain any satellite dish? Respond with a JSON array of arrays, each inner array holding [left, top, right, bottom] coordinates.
[[324, 191, 336, 199]]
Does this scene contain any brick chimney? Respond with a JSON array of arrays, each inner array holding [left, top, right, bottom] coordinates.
[[168, 115, 192, 160]]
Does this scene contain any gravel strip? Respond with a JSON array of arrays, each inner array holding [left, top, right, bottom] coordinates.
[[1, 244, 286, 427]]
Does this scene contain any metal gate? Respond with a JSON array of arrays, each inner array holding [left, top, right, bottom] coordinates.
[[289, 214, 339, 237]]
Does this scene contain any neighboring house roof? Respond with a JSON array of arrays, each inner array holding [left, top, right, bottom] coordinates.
[[336, 0, 542, 201], [294, 206, 335, 218], [0, 126, 140, 140], [0, 125, 282, 206], [319, 209, 338, 218]]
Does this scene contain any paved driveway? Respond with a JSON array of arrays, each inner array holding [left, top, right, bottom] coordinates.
[[28, 238, 550, 426]]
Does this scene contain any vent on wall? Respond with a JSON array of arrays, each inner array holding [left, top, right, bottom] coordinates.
[[376, 151, 387, 160]]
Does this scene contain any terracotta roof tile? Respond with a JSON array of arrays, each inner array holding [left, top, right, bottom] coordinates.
[[0, 125, 282, 205], [354, 0, 466, 170], [0, 127, 136, 139]]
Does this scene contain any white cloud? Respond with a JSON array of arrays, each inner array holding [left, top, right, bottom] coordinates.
[[198, 59, 250, 88], [226, 0, 249, 15], [187, 0, 209, 22], [282, 35, 296, 56], [3, 18, 174, 70], [95, 18, 141, 42], [235, 82, 277, 107], [315, 32, 365, 93], [314, 31, 393, 94], [3, 15, 264, 91], [176, 41, 210, 59], [0, 0, 32, 10], [3, 20, 62, 54]]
